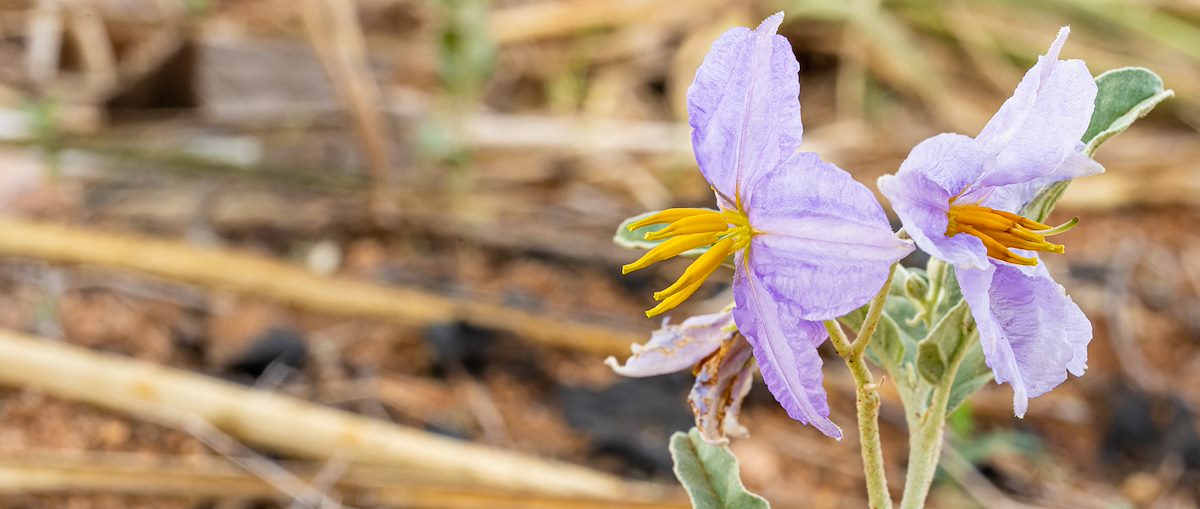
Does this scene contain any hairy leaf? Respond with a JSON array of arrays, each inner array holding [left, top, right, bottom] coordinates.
[[946, 340, 992, 413], [670, 428, 770, 509], [1082, 67, 1174, 153], [915, 302, 974, 384]]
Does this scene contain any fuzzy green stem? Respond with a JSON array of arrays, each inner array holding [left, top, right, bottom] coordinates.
[[826, 320, 891, 509], [826, 264, 898, 509], [852, 263, 897, 357], [898, 328, 972, 509], [922, 259, 948, 329]]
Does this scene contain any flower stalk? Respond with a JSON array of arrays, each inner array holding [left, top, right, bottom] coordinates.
[[827, 262, 898, 509], [899, 304, 975, 509]]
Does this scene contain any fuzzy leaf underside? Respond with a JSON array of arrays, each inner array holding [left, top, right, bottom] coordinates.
[[915, 302, 975, 384], [670, 428, 770, 509]]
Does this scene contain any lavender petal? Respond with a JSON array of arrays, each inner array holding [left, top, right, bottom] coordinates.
[[958, 263, 1092, 417], [687, 12, 802, 207], [733, 259, 841, 438], [878, 133, 991, 270], [975, 27, 1098, 189], [745, 152, 913, 320]]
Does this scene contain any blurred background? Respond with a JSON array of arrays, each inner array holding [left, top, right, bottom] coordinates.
[[0, 0, 1195, 507]]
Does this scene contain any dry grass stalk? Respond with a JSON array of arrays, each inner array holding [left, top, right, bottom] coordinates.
[[489, 0, 696, 44], [26, 0, 62, 85], [66, 4, 118, 91], [0, 216, 639, 355], [302, 0, 398, 223], [0, 451, 687, 508], [0, 328, 675, 502]]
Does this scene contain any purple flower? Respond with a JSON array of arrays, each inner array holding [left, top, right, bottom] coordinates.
[[621, 13, 912, 438], [605, 308, 755, 444], [878, 27, 1098, 416]]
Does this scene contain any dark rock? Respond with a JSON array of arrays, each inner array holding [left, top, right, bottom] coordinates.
[[1102, 384, 1200, 475], [225, 327, 308, 379], [558, 374, 694, 478], [423, 321, 495, 376], [1067, 263, 1110, 285]]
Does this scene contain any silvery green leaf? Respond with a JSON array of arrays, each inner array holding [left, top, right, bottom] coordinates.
[[1082, 67, 1174, 154], [933, 269, 963, 318], [1023, 67, 1172, 222], [916, 302, 973, 384], [670, 428, 770, 509], [871, 314, 908, 369], [916, 338, 946, 384], [887, 295, 927, 346], [947, 341, 993, 414]]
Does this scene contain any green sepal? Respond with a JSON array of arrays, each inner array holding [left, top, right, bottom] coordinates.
[[669, 428, 770, 509]]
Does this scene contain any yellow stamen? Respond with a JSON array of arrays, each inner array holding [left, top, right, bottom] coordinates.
[[946, 202, 1077, 267], [622, 232, 722, 274], [653, 237, 737, 301], [644, 213, 731, 240], [622, 207, 756, 316], [646, 278, 707, 318], [627, 208, 719, 231]]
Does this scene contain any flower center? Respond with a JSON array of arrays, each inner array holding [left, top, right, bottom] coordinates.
[[623, 208, 755, 317], [945, 203, 1077, 266]]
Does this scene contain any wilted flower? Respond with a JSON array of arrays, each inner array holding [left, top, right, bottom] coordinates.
[[621, 13, 912, 438], [605, 308, 755, 444], [878, 27, 1097, 416]]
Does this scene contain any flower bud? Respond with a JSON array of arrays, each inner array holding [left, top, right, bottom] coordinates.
[[904, 272, 929, 303]]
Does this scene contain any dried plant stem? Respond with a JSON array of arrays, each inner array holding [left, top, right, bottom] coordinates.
[[302, 0, 396, 223], [826, 263, 896, 509], [0, 217, 637, 355], [0, 451, 687, 508], [0, 328, 671, 501]]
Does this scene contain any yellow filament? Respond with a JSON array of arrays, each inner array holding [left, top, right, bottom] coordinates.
[[622, 232, 722, 274], [627, 208, 719, 231], [622, 207, 756, 317], [646, 278, 707, 317], [653, 237, 736, 301], [946, 203, 1075, 267], [644, 213, 731, 240]]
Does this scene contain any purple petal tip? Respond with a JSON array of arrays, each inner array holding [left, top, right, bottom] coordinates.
[[757, 12, 785, 34]]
